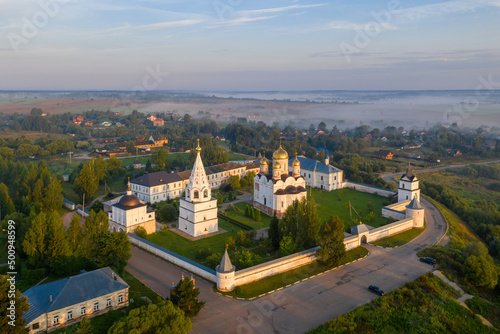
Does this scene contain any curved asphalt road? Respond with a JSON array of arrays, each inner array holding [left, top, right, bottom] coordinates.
[[126, 197, 446, 334]]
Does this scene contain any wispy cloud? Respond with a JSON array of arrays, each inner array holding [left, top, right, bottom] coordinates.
[[214, 16, 275, 26], [393, 0, 500, 22], [238, 3, 326, 16], [328, 21, 397, 31], [136, 19, 202, 30]]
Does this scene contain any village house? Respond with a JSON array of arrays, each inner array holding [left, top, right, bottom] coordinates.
[[376, 149, 393, 159], [153, 118, 165, 126], [22, 267, 129, 333]]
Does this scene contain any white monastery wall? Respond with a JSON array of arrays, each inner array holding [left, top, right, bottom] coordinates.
[[343, 181, 397, 197]]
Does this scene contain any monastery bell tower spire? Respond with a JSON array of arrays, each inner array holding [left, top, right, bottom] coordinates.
[[186, 139, 210, 203]]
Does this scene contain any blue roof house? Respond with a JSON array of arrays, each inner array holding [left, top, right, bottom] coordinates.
[[22, 267, 129, 333]]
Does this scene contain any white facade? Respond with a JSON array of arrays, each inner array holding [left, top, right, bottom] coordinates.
[[108, 181, 156, 234], [292, 156, 344, 191], [131, 181, 184, 204], [178, 141, 219, 237], [253, 146, 307, 218]]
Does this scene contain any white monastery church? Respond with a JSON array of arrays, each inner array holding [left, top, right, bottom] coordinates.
[[253, 143, 307, 218], [178, 140, 219, 237]]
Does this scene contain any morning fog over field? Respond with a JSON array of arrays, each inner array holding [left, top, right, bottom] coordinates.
[[1, 89, 499, 131]]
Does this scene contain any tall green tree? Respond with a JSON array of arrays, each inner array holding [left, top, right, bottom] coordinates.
[[22, 212, 47, 266], [170, 276, 206, 318], [152, 148, 169, 171], [280, 198, 320, 250], [316, 216, 346, 266], [78, 210, 109, 259], [96, 232, 131, 272], [229, 175, 240, 190], [42, 177, 63, 211], [108, 300, 191, 334], [268, 215, 281, 250], [0, 275, 30, 333], [279, 235, 298, 256], [66, 214, 81, 246], [126, 141, 136, 155], [45, 211, 71, 270], [73, 159, 107, 201], [0, 183, 15, 220]]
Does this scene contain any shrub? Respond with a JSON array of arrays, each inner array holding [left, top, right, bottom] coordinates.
[[233, 249, 259, 269], [205, 253, 221, 268], [235, 230, 251, 248], [226, 236, 236, 250], [134, 226, 148, 240], [157, 204, 177, 223], [195, 248, 213, 260]]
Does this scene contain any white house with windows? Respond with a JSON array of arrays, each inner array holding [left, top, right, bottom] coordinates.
[[178, 161, 260, 190], [288, 155, 343, 191], [178, 141, 218, 237], [130, 171, 184, 204], [130, 162, 260, 205], [22, 267, 129, 333]]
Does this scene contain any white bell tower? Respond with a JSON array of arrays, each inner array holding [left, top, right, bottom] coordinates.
[[398, 163, 420, 202], [178, 140, 218, 237]]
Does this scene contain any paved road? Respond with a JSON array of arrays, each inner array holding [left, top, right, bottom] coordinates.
[[380, 159, 500, 182], [126, 197, 446, 334]]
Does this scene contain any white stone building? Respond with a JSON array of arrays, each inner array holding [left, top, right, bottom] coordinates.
[[289, 155, 343, 191], [178, 141, 219, 237], [253, 144, 307, 218], [108, 180, 156, 234], [130, 162, 259, 204], [130, 171, 184, 204], [398, 164, 420, 202], [22, 267, 129, 333]]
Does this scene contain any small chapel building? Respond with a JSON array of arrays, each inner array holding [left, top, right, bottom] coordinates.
[[178, 140, 219, 237], [253, 143, 307, 218], [108, 180, 156, 234]]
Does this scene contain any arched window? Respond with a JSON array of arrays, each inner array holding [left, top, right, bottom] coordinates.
[[194, 190, 199, 199], [203, 189, 208, 198], [264, 197, 266, 205], [402, 184, 405, 189]]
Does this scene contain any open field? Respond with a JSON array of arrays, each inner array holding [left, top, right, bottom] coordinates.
[[307, 188, 390, 232], [309, 273, 495, 334], [418, 166, 500, 205], [0, 130, 70, 140], [219, 247, 369, 299], [0, 98, 125, 115], [228, 152, 254, 161], [147, 219, 245, 267]]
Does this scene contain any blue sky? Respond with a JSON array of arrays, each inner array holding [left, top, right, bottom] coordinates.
[[1, 0, 499, 90]]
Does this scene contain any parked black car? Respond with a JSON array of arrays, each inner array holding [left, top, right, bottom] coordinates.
[[368, 285, 385, 296], [420, 257, 436, 265]]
